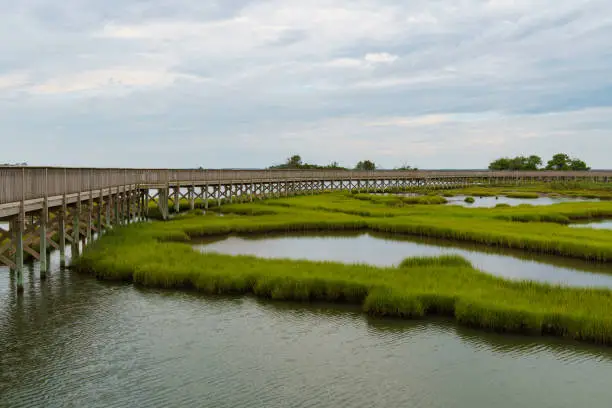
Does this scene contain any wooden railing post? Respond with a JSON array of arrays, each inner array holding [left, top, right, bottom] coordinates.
[[40, 168, 48, 279]]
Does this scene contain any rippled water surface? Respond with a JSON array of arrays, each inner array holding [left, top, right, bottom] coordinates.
[[3, 248, 612, 407], [196, 232, 612, 288]]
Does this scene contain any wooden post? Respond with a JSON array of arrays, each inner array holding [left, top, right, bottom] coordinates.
[[189, 185, 195, 210], [158, 188, 169, 220], [144, 188, 150, 218], [122, 185, 128, 224], [114, 192, 120, 225], [73, 202, 81, 257], [97, 190, 103, 235], [40, 208, 48, 279], [39, 168, 48, 279], [136, 190, 142, 221], [15, 213, 24, 293], [58, 200, 66, 267], [174, 184, 180, 213], [106, 192, 113, 227], [125, 189, 131, 224], [87, 195, 93, 243], [204, 184, 209, 210], [16, 168, 25, 293], [8, 218, 16, 274]]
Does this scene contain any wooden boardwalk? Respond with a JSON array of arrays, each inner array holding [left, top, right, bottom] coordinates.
[[1, 166, 611, 292]]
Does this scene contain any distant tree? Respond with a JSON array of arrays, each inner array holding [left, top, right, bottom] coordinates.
[[489, 157, 512, 170], [526, 155, 543, 170], [286, 154, 303, 169], [544, 153, 590, 171], [268, 155, 347, 170], [545, 153, 572, 170], [355, 160, 376, 171], [489, 155, 542, 171], [569, 159, 590, 171], [395, 163, 418, 171]]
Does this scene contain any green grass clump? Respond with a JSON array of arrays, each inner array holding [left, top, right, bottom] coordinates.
[[352, 193, 446, 206], [495, 203, 511, 208], [73, 221, 612, 346], [464, 197, 476, 204], [401, 195, 447, 205], [504, 192, 540, 199]]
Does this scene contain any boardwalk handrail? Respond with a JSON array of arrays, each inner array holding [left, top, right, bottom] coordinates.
[[1, 167, 611, 206]]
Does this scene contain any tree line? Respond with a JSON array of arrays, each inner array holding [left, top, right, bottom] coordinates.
[[268, 155, 419, 171], [268, 153, 591, 172], [488, 153, 590, 171]]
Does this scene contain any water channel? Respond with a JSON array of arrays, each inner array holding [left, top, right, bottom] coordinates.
[[570, 220, 612, 230], [195, 232, 612, 288], [445, 195, 599, 208], [3, 233, 612, 406]]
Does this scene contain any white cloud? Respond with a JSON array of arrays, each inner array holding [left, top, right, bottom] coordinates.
[[0, 0, 611, 168], [29, 68, 207, 95], [364, 52, 398, 64], [0, 72, 29, 90]]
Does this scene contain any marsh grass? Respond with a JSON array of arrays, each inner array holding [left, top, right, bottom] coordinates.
[[504, 192, 540, 199], [444, 183, 612, 200], [74, 221, 612, 345]]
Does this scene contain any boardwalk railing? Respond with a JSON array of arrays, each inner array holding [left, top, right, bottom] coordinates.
[[2, 167, 611, 206]]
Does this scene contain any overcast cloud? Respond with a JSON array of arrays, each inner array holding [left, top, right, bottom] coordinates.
[[1, 0, 611, 168]]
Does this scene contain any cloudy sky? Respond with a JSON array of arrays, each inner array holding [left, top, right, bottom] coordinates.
[[1, 0, 611, 169]]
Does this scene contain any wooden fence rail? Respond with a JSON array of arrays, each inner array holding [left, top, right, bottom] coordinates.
[[2, 167, 611, 206]]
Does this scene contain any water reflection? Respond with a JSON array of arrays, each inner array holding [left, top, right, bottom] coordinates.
[[2, 248, 612, 407], [570, 220, 612, 230], [446, 195, 599, 208], [195, 232, 612, 288]]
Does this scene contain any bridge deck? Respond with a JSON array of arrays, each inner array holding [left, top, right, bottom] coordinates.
[[2, 167, 610, 217]]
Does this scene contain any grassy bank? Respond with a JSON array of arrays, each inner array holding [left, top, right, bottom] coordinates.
[[73, 215, 612, 345], [73, 191, 612, 345], [215, 193, 612, 261], [442, 183, 612, 200]]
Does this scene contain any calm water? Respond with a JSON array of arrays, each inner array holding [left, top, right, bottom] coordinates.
[[196, 232, 612, 288], [570, 220, 612, 230], [446, 195, 598, 208], [2, 253, 612, 408]]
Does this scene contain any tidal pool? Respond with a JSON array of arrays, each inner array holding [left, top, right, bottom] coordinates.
[[446, 195, 599, 208], [195, 232, 612, 288]]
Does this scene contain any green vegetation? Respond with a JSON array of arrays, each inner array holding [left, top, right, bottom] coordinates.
[[218, 193, 612, 260], [267, 154, 418, 171], [354, 160, 376, 171], [488, 153, 590, 171], [546, 153, 590, 171], [489, 155, 543, 171], [269, 155, 347, 170], [353, 193, 447, 206], [73, 190, 612, 346], [464, 197, 475, 204], [504, 192, 539, 199], [441, 183, 612, 200], [74, 204, 612, 345]]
